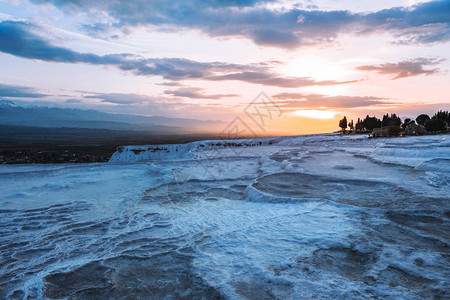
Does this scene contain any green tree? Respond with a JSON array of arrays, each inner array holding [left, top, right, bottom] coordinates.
[[432, 110, 450, 123], [339, 116, 347, 132], [416, 114, 430, 126], [401, 118, 414, 130], [382, 113, 401, 127], [355, 118, 364, 132], [363, 115, 382, 131], [387, 126, 402, 136], [425, 119, 446, 132]]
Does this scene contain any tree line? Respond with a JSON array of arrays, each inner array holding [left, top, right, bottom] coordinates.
[[338, 110, 449, 136]]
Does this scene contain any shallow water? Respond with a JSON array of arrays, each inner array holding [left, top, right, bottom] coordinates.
[[1, 135, 449, 299]]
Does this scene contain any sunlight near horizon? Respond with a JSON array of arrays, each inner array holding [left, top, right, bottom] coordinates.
[[292, 109, 340, 119], [280, 56, 348, 81], [0, 0, 449, 134], [0, 1, 449, 297]]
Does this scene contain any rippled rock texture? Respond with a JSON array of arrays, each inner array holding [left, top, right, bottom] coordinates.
[[0, 134, 449, 299]]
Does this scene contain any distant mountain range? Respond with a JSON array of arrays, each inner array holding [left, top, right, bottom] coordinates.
[[0, 100, 226, 133]]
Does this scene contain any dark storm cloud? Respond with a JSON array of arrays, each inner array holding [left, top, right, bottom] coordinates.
[[164, 87, 239, 99], [0, 82, 47, 98], [271, 93, 389, 108], [0, 21, 358, 88], [356, 57, 445, 79], [30, 0, 450, 48]]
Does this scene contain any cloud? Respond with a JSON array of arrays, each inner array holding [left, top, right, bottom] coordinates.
[[249, 29, 301, 48], [0, 82, 47, 98], [206, 73, 359, 88], [271, 92, 389, 108], [164, 87, 238, 99], [0, 21, 104, 63], [76, 91, 237, 119], [0, 20, 359, 88], [356, 57, 444, 79], [0, 21, 209, 79], [156, 82, 184, 87], [367, 0, 450, 45], [64, 99, 82, 103], [83, 93, 158, 104], [29, 0, 450, 48]]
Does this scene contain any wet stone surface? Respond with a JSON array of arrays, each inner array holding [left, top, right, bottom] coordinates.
[[1, 135, 449, 299]]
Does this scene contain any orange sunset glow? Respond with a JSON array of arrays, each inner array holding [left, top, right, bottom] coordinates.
[[1, 1, 450, 298], [1, 0, 450, 135]]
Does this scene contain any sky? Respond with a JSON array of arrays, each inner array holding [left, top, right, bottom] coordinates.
[[0, 0, 450, 135]]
